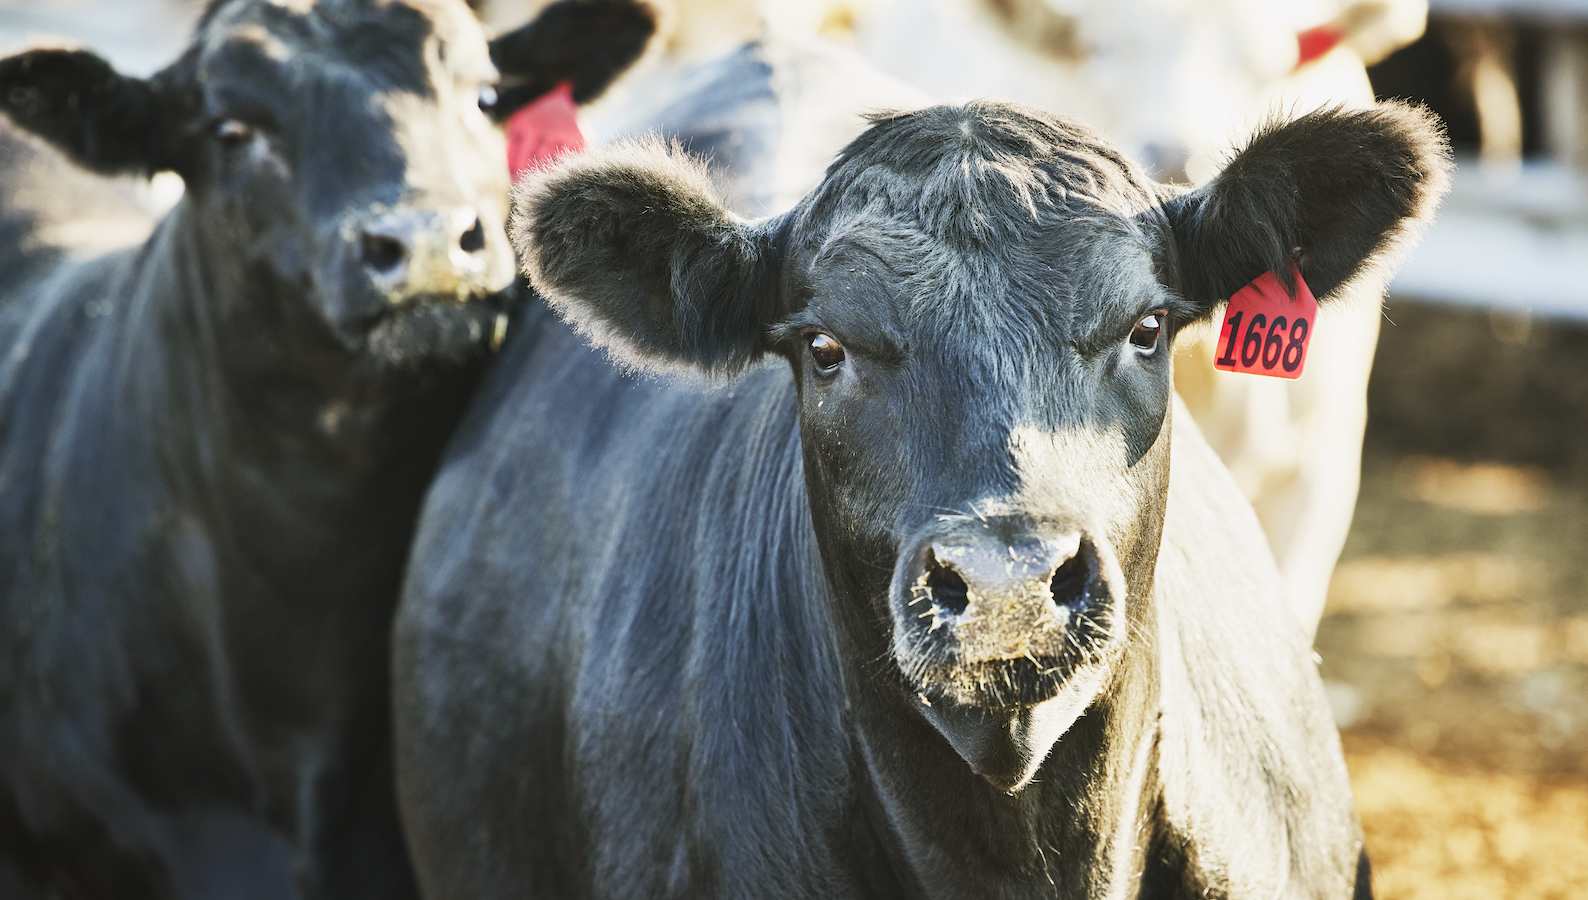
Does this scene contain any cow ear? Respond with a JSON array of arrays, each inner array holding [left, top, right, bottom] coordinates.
[[1164, 102, 1450, 314], [488, 0, 658, 117], [511, 138, 783, 376], [0, 49, 174, 176]]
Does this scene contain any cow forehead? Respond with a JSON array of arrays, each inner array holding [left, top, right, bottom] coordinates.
[[197, 0, 486, 87], [800, 103, 1163, 240], [204, 0, 470, 28], [790, 102, 1175, 338], [799, 209, 1169, 353]]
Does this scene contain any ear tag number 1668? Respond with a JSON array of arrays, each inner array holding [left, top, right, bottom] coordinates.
[[1212, 268, 1317, 379]]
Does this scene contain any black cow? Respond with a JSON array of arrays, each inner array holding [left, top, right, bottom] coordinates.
[[395, 100, 1448, 899], [0, 1, 652, 897]]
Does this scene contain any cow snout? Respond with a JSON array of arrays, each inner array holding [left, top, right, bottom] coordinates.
[[357, 206, 513, 302], [898, 530, 1105, 666]]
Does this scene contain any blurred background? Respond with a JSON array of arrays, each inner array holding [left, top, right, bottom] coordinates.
[[3, 0, 1585, 896]]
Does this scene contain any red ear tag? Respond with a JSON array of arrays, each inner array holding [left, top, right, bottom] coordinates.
[[506, 81, 585, 182], [1212, 268, 1317, 379], [1296, 23, 1345, 68]]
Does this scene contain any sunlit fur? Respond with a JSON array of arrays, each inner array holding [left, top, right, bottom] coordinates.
[[1166, 104, 1450, 306], [399, 99, 1448, 898]]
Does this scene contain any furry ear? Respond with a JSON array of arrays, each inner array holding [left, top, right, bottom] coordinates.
[[0, 49, 174, 175], [511, 138, 784, 375], [1165, 102, 1450, 310], [487, 0, 658, 118]]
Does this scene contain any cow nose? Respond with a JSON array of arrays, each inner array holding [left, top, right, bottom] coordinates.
[[357, 207, 504, 300], [898, 530, 1105, 665]]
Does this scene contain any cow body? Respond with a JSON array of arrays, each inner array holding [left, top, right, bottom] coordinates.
[[0, 200, 466, 898], [0, 1, 651, 896], [397, 99, 1447, 898], [399, 304, 1359, 899]]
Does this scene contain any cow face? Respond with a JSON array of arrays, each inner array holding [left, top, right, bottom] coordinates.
[[0, 0, 516, 365], [515, 102, 1448, 790], [770, 131, 1178, 789]]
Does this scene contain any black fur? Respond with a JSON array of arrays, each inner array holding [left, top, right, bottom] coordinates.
[[513, 139, 783, 375], [0, 0, 638, 896], [400, 100, 1447, 897], [1165, 103, 1450, 307], [0, 49, 186, 175], [487, 0, 657, 115]]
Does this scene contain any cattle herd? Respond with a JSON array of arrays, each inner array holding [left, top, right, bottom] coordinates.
[[0, 1, 1449, 898]]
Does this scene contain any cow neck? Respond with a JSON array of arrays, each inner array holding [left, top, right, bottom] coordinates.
[[830, 569, 1166, 898], [122, 198, 474, 716]]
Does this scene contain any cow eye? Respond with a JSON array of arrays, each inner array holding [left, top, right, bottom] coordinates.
[[807, 332, 845, 372], [478, 84, 500, 119], [1129, 312, 1165, 350], [211, 118, 254, 150]]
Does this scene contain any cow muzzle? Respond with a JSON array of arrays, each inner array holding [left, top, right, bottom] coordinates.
[[888, 518, 1125, 709], [887, 517, 1129, 792], [356, 205, 514, 304]]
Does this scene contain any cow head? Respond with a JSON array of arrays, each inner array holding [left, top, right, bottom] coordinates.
[[514, 102, 1447, 791], [0, 0, 649, 368]]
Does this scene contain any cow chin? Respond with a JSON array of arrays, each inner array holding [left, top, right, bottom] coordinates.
[[360, 296, 507, 366], [900, 622, 1124, 793], [914, 662, 1115, 794], [310, 238, 518, 369]]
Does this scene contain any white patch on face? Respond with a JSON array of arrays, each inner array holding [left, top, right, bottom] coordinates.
[[261, 0, 316, 12], [1006, 424, 1137, 534], [228, 24, 295, 62], [380, 88, 502, 200], [374, 85, 513, 296]]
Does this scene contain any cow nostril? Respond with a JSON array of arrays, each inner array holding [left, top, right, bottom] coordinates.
[[923, 551, 970, 616], [362, 233, 407, 274], [1048, 551, 1091, 608], [458, 217, 486, 254]]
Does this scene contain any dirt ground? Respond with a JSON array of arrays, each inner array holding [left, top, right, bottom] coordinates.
[[1317, 298, 1588, 898]]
